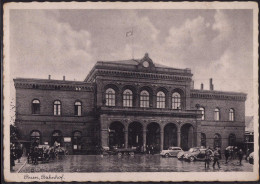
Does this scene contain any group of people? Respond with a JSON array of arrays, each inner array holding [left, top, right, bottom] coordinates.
[[204, 147, 222, 169], [204, 146, 246, 169], [224, 147, 245, 165], [28, 141, 66, 165]]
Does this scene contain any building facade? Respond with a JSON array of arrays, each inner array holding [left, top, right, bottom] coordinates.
[[14, 53, 247, 154]]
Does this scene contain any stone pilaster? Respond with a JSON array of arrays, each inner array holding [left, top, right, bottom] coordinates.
[[124, 131, 128, 148], [160, 131, 164, 151]]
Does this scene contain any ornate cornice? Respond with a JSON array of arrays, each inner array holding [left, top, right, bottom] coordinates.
[[14, 79, 94, 92], [191, 90, 246, 101], [92, 69, 192, 82]]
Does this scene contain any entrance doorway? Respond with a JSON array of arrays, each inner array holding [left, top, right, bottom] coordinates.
[[164, 123, 178, 149], [128, 122, 143, 148], [146, 122, 160, 153], [51, 130, 63, 146], [181, 124, 194, 151], [109, 122, 125, 148]]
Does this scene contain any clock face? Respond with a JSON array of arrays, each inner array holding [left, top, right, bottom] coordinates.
[[143, 61, 149, 68]]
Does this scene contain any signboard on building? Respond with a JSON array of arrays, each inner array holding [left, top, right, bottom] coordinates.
[[64, 137, 71, 142]]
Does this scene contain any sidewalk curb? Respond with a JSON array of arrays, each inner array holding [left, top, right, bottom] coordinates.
[[17, 160, 27, 173]]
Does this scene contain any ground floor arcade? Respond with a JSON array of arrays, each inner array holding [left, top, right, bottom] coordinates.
[[100, 114, 200, 152]]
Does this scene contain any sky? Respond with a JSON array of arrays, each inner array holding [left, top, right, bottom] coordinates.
[[9, 9, 254, 116]]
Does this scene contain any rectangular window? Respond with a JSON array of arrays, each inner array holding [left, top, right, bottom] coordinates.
[[32, 104, 40, 114], [54, 104, 61, 115], [140, 96, 149, 107]]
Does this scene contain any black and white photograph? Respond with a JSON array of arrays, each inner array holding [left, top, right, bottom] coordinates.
[[3, 2, 259, 182]]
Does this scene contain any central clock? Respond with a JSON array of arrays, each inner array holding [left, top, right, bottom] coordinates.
[[143, 61, 149, 68]]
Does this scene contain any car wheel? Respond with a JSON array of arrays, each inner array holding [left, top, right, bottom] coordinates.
[[177, 155, 182, 159], [165, 153, 169, 158], [189, 156, 195, 162]]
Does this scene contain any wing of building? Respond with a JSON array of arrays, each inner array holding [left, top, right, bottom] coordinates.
[[14, 53, 247, 154]]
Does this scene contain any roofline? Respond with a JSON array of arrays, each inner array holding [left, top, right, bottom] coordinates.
[[191, 89, 247, 96], [14, 78, 92, 85]]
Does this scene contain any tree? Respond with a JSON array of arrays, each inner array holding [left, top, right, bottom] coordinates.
[[10, 124, 20, 143]]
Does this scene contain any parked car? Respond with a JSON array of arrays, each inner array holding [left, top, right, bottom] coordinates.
[[183, 147, 214, 162], [160, 147, 183, 157], [177, 147, 199, 159], [249, 152, 254, 164]]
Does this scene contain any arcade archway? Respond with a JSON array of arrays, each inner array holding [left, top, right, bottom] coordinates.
[[109, 122, 125, 148], [181, 124, 194, 151], [146, 122, 160, 152], [128, 122, 143, 148], [164, 123, 178, 149]]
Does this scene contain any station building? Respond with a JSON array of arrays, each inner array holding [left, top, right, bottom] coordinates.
[[14, 53, 247, 154]]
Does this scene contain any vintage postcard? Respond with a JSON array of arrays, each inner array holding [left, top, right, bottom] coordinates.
[[3, 2, 259, 182]]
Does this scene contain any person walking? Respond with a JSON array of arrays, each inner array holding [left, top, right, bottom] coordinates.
[[213, 147, 221, 169], [224, 148, 230, 164], [237, 149, 244, 165], [204, 147, 211, 169]]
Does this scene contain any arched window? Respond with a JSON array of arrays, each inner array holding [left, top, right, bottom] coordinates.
[[172, 92, 181, 109], [32, 99, 40, 114], [229, 109, 234, 121], [140, 90, 149, 108], [54, 100, 61, 115], [74, 101, 82, 116], [105, 88, 115, 106], [201, 133, 206, 147], [73, 131, 82, 151], [214, 134, 222, 148], [30, 130, 41, 143], [228, 134, 236, 146], [214, 108, 220, 121], [199, 107, 205, 120], [123, 89, 133, 107], [156, 91, 165, 108]]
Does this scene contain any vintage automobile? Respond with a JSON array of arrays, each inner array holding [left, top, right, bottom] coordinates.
[[183, 147, 214, 162], [177, 147, 199, 159], [249, 152, 254, 164], [102, 146, 136, 156], [160, 147, 183, 157]]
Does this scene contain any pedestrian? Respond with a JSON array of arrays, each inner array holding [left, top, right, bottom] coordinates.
[[151, 145, 154, 155], [230, 147, 234, 160], [237, 149, 244, 165], [245, 148, 250, 161], [16, 144, 23, 163], [32, 147, 39, 165], [224, 148, 230, 164], [204, 147, 211, 169], [213, 147, 221, 169]]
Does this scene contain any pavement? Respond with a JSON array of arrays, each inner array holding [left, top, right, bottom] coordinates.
[[18, 154, 253, 173], [11, 156, 27, 173]]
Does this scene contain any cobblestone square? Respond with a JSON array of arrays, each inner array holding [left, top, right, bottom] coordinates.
[[18, 155, 253, 173]]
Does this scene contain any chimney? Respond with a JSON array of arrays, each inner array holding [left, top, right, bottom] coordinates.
[[48, 75, 51, 80], [201, 83, 204, 90], [210, 78, 214, 90], [191, 80, 194, 89], [63, 76, 65, 81]]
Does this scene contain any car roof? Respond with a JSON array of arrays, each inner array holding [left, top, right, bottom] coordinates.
[[169, 147, 182, 149]]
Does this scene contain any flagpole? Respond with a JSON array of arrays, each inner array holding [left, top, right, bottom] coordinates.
[[131, 27, 134, 59]]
